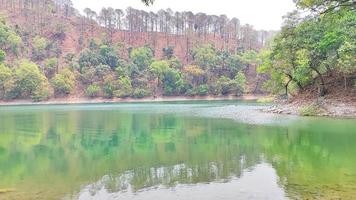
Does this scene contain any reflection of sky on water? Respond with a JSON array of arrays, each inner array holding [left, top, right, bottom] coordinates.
[[77, 163, 287, 200]]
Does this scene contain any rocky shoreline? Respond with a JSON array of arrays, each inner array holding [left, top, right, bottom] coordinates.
[[262, 98, 356, 118]]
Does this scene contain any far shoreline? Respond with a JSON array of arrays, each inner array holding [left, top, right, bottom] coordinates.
[[0, 95, 264, 106]]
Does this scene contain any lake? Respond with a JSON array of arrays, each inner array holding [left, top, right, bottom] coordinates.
[[0, 100, 356, 200]]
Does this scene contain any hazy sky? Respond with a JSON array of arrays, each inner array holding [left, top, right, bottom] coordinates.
[[72, 0, 296, 30]]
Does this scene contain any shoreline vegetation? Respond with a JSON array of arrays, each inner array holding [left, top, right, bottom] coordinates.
[[1, 94, 355, 119], [0, 95, 262, 106]]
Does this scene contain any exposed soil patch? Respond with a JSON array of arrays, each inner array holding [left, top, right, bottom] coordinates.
[[263, 78, 356, 118]]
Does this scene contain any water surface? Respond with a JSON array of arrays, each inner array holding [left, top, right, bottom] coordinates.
[[0, 101, 355, 200]]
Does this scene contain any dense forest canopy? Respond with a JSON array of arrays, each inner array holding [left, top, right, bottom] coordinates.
[[294, 0, 356, 14], [258, 0, 355, 98]]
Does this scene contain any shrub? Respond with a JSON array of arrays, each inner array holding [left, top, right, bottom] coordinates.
[[12, 60, 50, 101], [197, 84, 209, 96], [114, 76, 133, 98], [51, 69, 75, 96], [0, 20, 22, 55], [31, 87, 50, 102], [0, 50, 5, 63], [130, 47, 153, 71], [209, 83, 220, 96], [99, 45, 119, 69], [132, 88, 150, 98], [94, 64, 111, 78], [162, 68, 184, 96], [86, 84, 100, 98], [115, 65, 129, 78], [299, 104, 321, 116], [64, 53, 75, 63], [80, 68, 97, 85], [168, 57, 182, 69], [234, 71, 246, 96], [191, 44, 218, 69], [216, 72, 246, 96], [78, 48, 100, 71], [44, 57, 58, 78], [217, 76, 233, 95], [185, 89, 197, 97], [32, 36, 48, 60], [103, 75, 115, 98], [0, 63, 12, 99]]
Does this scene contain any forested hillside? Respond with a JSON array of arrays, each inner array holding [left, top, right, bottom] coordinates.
[[0, 0, 273, 101], [0, 0, 354, 108]]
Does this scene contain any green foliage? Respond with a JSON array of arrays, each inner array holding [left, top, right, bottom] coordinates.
[[114, 76, 133, 98], [258, 8, 356, 95], [89, 38, 99, 50], [132, 88, 151, 98], [79, 48, 101, 71], [337, 41, 356, 74], [234, 71, 246, 95], [239, 50, 258, 66], [223, 52, 245, 77], [216, 72, 246, 96], [217, 76, 234, 95], [44, 57, 58, 78], [51, 69, 75, 96], [0, 19, 22, 55], [115, 65, 130, 78], [162, 47, 174, 59], [168, 57, 183, 69], [103, 75, 116, 98], [0, 64, 12, 99], [183, 65, 206, 87], [0, 17, 256, 101], [295, 0, 354, 14], [86, 84, 100, 97], [0, 50, 5, 63], [149, 60, 170, 79], [32, 36, 48, 60], [162, 69, 185, 96], [185, 88, 197, 96], [99, 45, 119, 69], [191, 44, 218, 70], [130, 47, 154, 71], [80, 68, 96, 85], [94, 64, 112, 78], [197, 84, 209, 96], [9, 60, 50, 101], [299, 104, 321, 116]]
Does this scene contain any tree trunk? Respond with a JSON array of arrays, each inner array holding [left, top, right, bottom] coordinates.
[[285, 78, 292, 98], [285, 73, 303, 90], [311, 66, 327, 96]]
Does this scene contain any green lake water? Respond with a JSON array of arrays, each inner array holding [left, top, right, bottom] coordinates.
[[0, 101, 356, 200]]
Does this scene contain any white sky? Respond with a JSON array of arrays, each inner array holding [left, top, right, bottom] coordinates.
[[72, 0, 296, 31]]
